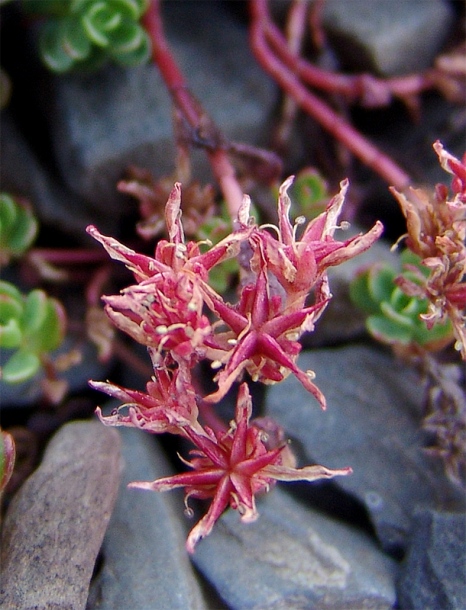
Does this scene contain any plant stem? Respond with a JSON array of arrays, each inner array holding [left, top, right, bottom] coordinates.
[[250, 0, 412, 190], [142, 0, 245, 222]]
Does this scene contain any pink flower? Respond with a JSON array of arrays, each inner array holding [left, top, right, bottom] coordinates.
[[250, 177, 384, 311], [129, 383, 351, 553], [201, 178, 382, 406], [205, 261, 329, 407], [90, 353, 202, 436], [87, 183, 250, 361]]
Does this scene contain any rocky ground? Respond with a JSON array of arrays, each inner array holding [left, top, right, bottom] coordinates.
[[1, 1, 465, 609]]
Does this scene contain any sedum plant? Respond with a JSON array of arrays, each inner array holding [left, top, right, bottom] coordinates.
[[25, 0, 151, 73], [89, 176, 383, 552], [0, 280, 66, 384], [350, 249, 454, 353]]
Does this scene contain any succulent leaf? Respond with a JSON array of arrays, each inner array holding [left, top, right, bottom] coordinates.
[[0, 281, 66, 384], [0, 193, 38, 261], [2, 350, 41, 384], [350, 250, 454, 350]]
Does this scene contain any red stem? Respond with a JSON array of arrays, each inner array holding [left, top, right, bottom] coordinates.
[[142, 0, 244, 221], [28, 247, 109, 265], [258, 0, 431, 105], [250, 0, 411, 190]]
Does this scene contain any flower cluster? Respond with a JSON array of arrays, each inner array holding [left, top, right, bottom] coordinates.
[[390, 142, 466, 358], [88, 177, 382, 551]]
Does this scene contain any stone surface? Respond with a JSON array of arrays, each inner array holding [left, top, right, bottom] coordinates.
[[323, 0, 454, 76], [0, 421, 121, 610], [193, 486, 398, 610], [397, 508, 466, 610], [86, 426, 206, 610], [0, 112, 97, 238], [266, 345, 465, 553], [43, 1, 276, 222]]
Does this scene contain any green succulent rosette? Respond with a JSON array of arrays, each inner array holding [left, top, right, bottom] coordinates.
[[0, 281, 66, 383], [0, 193, 38, 264], [25, 0, 151, 73], [350, 250, 454, 351]]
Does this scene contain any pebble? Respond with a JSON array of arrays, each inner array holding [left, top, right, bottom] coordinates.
[[397, 508, 466, 610], [266, 345, 465, 554], [193, 486, 398, 610], [86, 426, 206, 610], [322, 0, 454, 76], [0, 421, 121, 610]]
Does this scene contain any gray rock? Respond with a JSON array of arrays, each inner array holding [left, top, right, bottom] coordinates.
[[0, 112, 98, 238], [193, 486, 398, 610], [397, 508, 466, 610], [45, 1, 277, 222], [266, 345, 465, 552], [323, 0, 454, 76], [0, 421, 121, 610], [86, 427, 206, 610]]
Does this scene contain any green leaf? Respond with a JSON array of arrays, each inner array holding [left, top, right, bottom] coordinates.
[[82, 3, 116, 46], [34, 298, 66, 352], [0, 193, 18, 233], [61, 16, 92, 60], [367, 315, 413, 345], [22, 290, 48, 335], [0, 294, 23, 324], [0, 318, 22, 349], [0, 280, 23, 302], [380, 301, 414, 327], [108, 0, 144, 20], [367, 264, 396, 304], [40, 20, 75, 73], [4, 205, 38, 255], [111, 31, 150, 66], [349, 269, 382, 315], [109, 22, 143, 54], [1, 351, 41, 384]]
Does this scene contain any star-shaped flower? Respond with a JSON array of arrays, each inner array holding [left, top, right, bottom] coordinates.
[[90, 353, 203, 436], [129, 383, 351, 553], [205, 260, 329, 407], [87, 183, 250, 360], [251, 177, 384, 311]]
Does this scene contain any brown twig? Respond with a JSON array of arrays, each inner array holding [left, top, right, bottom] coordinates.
[[250, 0, 412, 190], [142, 0, 245, 221]]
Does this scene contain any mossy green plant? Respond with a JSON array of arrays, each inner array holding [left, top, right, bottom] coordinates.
[[0, 280, 66, 383], [350, 249, 454, 351], [25, 0, 151, 73]]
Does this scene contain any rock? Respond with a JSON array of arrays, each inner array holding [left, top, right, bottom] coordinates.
[[0, 421, 121, 610], [42, 1, 277, 223], [322, 0, 454, 76], [192, 486, 398, 610], [397, 508, 466, 610], [266, 345, 465, 553], [0, 112, 97, 239], [86, 426, 206, 610]]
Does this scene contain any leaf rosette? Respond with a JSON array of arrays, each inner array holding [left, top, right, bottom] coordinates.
[[25, 0, 151, 73], [0, 281, 66, 383]]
